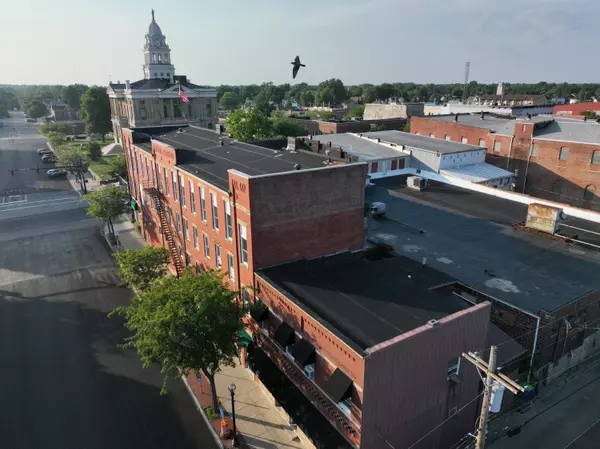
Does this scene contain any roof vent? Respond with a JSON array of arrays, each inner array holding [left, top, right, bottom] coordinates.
[[177, 128, 183, 133], [427, 319, 440, 327], [455, 114, 459, 122], [294, 164, 301, 170]]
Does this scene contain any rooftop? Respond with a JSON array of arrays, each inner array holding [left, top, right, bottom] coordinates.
[[440, 163, 514, 183], [109, 76, 213, 92], [428, 114, 517, 135], [366, 177, 600, 314], [361, 130, 484, 154], [533, 118, 600, 144], [134, 125, 335, 191], [259, 252, 469, 351], [309, 133, 407, 160]]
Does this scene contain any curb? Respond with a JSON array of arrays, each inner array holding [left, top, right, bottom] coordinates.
[[181, 375, 225, 449]]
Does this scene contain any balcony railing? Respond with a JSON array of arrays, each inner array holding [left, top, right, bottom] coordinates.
[[253, 326, 361, 448]]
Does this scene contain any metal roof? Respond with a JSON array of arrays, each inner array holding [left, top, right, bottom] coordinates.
[[309, 133, 407, 160], [361, 130, 484, 154], [441, 163, 513, 183], [429, 114, 517, 135], [534, 119, 600, 144]]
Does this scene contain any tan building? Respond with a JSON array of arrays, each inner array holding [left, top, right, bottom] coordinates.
[[363, 102, 424, 120], [107, 11, 218, 143]]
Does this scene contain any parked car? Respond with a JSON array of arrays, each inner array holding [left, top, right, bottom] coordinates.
[[37, 148, 52, 155], [47, 169, 67, 178], [26, 118, 36, 123], [41, 154, 57, 163]]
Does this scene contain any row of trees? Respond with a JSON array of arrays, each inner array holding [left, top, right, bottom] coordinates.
[[82, 185, 247, 410], [0, 88, 19, 116], [217, 80, 600, 110], [226, 108, 308, 142], [3, 83, 90, 111]]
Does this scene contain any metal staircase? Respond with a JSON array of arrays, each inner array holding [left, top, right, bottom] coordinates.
[[143, 183, 185, 278]]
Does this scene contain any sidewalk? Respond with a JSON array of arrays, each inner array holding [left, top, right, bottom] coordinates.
[[108, 215, 310, 449]]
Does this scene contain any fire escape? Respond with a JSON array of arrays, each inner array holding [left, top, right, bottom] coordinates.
[[142, 180, 185, 277]]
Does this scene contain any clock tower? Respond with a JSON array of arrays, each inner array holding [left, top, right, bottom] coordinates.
[[143, 10, 175, 80]]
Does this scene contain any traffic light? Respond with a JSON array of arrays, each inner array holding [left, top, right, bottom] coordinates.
[[35, 167, 39, 173]]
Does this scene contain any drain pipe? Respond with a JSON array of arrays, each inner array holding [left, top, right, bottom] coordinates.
[[527, 315, 541, 383]]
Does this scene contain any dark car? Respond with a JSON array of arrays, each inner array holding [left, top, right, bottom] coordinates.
[[41, 154, 57, 163], [26, 118, 36, 123], [37, 148, 52, 155], [47, 169, 68, 178]]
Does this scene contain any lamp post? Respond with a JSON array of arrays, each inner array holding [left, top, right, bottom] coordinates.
[[228, 383, 238, 447]]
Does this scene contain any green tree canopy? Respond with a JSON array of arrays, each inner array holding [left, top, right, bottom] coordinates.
[[25, 100, 48, 119], [80, 87, 111, 141], [226, 108, 272, 141], [60, 84, 89, 110], [346, 104, 365, 119], [0, 88, 19, 116], [84, 185, 128, 240], [110, 268, 247, 409], [317, 79, 347, 104], [115, 246, 170, 292], [299, 89, 315, 107], [270, 110, 307, 138], [108, 155, 128, 179], [219, 91, 241, 110], [362, 86, 377, 103]]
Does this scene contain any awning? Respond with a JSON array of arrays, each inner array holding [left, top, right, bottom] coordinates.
[[326, 368, 353, 403], [274, 321, 295, 348], [237, 329, 252, 349], [130, 199, 137, 211], [250, 304, 269, 322], [292, 338, 315, 367]]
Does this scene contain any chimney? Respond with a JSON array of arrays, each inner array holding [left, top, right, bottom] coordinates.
[[455, 113, 459, 122], [125, 80, 130, 90]]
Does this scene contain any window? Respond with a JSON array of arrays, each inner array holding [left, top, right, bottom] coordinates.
[[203, 234, 210, 258], [447, 357, 461, 378], [211, 193, 219, 230], [190, 181, 196, 213], [193, 226, 199, 249], [175, 212, 181, 235], [584, 185, 596, 201], [157, 165, 162, 190], [167, 207, 173, 225], [239, 224, 248, 265], [522, 124, 527, 132], [200, 187, 207, 221], [242, 289, 251, 306], [224, 201, 232, 239], [531, 145, 538, 157], [445, 135, 451, 141], [227, 253, 235, 280], [195, 262, 202, 276], [592, 150, 600, 165], [415, 132, 420, 135], [215, 243, 222, 269], [206, 103, 212, 115], [163, 168, 169, 195], [398, 159, 405, 169], [371, 162, 378, 173], [185, 252, 191, 266], [461, 137, 468, 144], [172, 172, 178, 201], [304, 364, 315, 381], [391, 159, 398, 170], [493, 141, 501, 153], [183, 218, 189, 241], [559, 147, 569, 161], [429, 133, 435, 138], [338, 397, 353, 418], [479, 139, 486, 148], [179, 175, 186, 207]]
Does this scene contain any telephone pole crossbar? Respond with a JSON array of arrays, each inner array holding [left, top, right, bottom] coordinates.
[[462, 346, 525, 449]]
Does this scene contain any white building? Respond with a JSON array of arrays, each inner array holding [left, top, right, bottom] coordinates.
[[107, 11, 218, 143]]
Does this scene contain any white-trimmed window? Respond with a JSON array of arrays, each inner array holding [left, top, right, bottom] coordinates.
[[203, 234, 210, 258], [224, 200, 232, 239], [183, 218, 189, 241], [461, 137, 468, 144], [227, 253, 235, 280], [195, 262, 202, 276], [447, 357, 461, 378], [175, 212, 181, 235], [215, 243, 222, 269], [179, 175, 186, 207], [559, 147, 569, 161], [163, 168, 169, 195], [242, 288, 251, 306], [239, 224, 248, 265], [592, 150, 600, 165], [445, 135, 451, 141], [172, 172, 178, 201], [304, 364, 315, 381], [211, 193, 219, 230], [193, 226, 199, 249], [493, 141, 501, 153], [479, 139, 486, 148], [190, 181, 196, 213], [200, 187, 207, 222], [531, 145, 538, 157]]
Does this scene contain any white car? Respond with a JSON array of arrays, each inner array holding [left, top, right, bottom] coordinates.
[[47, 169, 68, 178]]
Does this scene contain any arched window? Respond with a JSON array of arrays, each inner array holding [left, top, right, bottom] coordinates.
[[584, 185, 596, 201]]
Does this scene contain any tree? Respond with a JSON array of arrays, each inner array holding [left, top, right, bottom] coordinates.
[[582, 111, 598, 120], [403, 123, 411, 133], [110, 268, 247, 410], [25, 100, 48, 119], [108, 155, 128, 179], [115, 246, 170, 292], [375, 83, 395, 101], [362, 86, 377, 103], [56, 144, 89, 167], [346, 104, 365, 119], [86, 142, 103, 161], [61, 84, 89, 110], [0, 88, 19, 116], [219, 91, 241, 110], [80, 87, 111, 141], [270, 111, 307, 138], [226, 108, 272, 142], [315, 86, 333, 105], [317, 79, 347, 104], [299, 89, 315, 107], [84, 185, 128, 242]]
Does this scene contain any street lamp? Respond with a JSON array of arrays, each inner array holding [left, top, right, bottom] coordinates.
[[228, 383, 238, 447]]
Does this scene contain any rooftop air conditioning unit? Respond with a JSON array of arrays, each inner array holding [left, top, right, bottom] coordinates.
[[407, 176, 428, 191]]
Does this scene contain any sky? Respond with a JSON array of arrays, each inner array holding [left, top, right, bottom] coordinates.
[[1, 0, 599, 87]]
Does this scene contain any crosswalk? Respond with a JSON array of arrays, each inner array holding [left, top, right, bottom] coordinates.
[[0, 191, 88, 220]]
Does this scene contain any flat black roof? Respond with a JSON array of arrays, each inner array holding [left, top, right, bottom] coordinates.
[[366, 177, 600, 314], [139, 126, 333, 191], [259, 252, 470, 351]]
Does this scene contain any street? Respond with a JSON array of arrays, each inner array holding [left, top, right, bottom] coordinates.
[[0, 113, 218, 449]]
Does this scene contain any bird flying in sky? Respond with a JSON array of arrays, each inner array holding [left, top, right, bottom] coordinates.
[[291, 56, 305, 79]]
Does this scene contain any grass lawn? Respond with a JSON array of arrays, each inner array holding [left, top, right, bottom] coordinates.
[[88, 157, 115, 182]]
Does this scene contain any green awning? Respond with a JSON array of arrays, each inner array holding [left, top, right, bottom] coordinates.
[[237, 329, 252, 349], [130, 199, 137, 211]]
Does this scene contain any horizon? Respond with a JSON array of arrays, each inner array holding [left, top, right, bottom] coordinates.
[[1, 0, 599, 86]]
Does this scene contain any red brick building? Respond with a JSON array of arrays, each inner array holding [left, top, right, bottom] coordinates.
[[553, 102, 600, 116], [122, 125, 493, 449], [411, 115, 600, 210], [287, 116, 407, 135]]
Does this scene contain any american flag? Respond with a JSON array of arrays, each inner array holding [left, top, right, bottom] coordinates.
[[178, 88, 189, 103]]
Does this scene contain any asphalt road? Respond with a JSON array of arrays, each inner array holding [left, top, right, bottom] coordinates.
[[0, 114, 219, 449]]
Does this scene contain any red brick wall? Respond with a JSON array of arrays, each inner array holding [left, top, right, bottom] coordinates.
[[553, 102, 600, 115], [360, 303, 491, 449], [249, 164, 367, 269]]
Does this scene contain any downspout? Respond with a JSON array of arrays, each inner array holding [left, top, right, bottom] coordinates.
[[522, 140, 533, 194], [527, 315, 541, 383], [152, 152, 165, 249], [505, 135, 515, 171]]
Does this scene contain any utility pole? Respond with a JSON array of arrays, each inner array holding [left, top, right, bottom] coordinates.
[[462, 346, 525, 449]]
